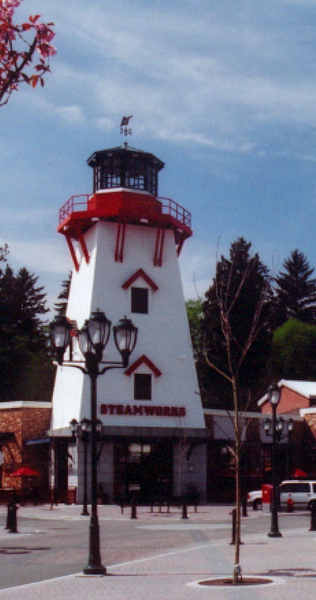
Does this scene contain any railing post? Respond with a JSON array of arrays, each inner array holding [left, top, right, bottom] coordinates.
[[310, 501, 316, 531]]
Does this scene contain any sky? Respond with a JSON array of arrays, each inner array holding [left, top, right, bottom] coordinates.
[[2, 0, 316, 315]]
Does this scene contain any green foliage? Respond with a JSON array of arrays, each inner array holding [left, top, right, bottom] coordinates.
[[0, 251, 54, 402], [273, 319, 316, 380], [200, 238, 273, 409], [186, 298, 203, 359], [54, 271, 72, 316], [0, 244, 9, 263], [274, 249, 316, 325]]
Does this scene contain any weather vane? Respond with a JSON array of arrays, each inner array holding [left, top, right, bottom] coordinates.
[[120, 115, 133, 137]]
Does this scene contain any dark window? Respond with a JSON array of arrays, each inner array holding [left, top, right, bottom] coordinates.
[[134, 374, 152, 400], [131, 287, 148, 314], [310, 396, 316, 407], [280, 484, 295, 493], [294, 483, 310, 493], [280, 483, 309, 493]]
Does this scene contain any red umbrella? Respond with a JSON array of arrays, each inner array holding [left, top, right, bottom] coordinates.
[[292, 468, 308, 479], [11, 466, 40, 477]]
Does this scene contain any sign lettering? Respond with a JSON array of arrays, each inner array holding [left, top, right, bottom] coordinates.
[[100, 404, 186, 417]]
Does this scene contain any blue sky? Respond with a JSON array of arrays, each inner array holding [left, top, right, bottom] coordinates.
[[2, 0, 316, 314]]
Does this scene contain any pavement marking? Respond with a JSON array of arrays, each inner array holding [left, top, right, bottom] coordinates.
[[0, 541, 228, 593], [0, 529, 44, 538], [108, 540, 228, 569], [0, 572, 83, 593], [138, 523, 230, 531]]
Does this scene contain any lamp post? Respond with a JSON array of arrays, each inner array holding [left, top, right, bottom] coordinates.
[[50, 311, 138, 575], [70, 417, 98, 516], [265, 383, 282, 538], [264, 416, 294, 477]]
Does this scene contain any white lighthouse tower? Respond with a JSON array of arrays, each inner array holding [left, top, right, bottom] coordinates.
[[50, 139, 206, 503]]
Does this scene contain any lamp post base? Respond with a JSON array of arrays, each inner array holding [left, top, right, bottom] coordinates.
[[83, 517, 106, 575], [83, 564, 106, 576], [267, 530, 282, 538]]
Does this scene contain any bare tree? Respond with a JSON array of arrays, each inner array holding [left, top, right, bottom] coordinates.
[[203, 239, 272, 583]]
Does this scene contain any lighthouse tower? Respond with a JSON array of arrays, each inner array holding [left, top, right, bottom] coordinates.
[[51, 141, 206, 503]]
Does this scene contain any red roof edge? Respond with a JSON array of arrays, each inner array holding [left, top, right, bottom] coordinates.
[[125, 354, 162, 377], [122, 268, 158, 291]]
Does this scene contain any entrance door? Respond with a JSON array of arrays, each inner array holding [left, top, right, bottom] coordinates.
[[56, 442, 68, 502], [114, 441, 173, 503]]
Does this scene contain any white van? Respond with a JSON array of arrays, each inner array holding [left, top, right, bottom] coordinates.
[[279, 480, 316, 510]]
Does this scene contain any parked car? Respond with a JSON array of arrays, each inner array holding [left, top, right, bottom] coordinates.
[[247, 489, 262, 510], [279, 480, 316, 510], [247, 480, 316, 511]]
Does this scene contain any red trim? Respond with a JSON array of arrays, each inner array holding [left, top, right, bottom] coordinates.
[[122, 268, 158, 291], [75, 225, 90, 265], [66, 235, 79, 272], [153, 228, 165, 267], [125, 354, 162, 377], [115, 222, 126, 262], [176, 237, 185, 257]]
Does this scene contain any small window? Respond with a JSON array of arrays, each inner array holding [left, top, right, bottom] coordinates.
[[310, 396, 316, 407], [131, 287, 148, 314], [134, 373, 152, 400]]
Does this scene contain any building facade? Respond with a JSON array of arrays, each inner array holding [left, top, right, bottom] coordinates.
[[49, 144, 207, 504]]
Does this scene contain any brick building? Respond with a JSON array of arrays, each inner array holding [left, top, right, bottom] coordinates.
[[0, 401, 52, 498]]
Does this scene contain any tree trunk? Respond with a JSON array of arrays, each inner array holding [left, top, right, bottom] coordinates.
[[233, 377, 241, 584]]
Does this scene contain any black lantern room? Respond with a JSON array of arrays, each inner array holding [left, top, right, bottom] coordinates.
[[87, 145, 165, 197]]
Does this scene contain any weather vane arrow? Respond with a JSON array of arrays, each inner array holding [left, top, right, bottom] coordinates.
[[120, 115, 133, 136]]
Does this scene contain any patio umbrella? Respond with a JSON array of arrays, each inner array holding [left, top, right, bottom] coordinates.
[[292, 468, 308, 478], [11, 466, 40, 477]]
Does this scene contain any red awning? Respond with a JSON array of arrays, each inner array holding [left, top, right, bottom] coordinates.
[[11, 466, 40, 477]]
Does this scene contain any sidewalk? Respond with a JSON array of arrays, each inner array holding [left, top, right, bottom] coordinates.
[[0, 505, 315, 599], [0, 502, 238, 524]]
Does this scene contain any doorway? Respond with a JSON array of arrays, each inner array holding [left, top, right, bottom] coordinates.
[[113, 440, 173, 503]]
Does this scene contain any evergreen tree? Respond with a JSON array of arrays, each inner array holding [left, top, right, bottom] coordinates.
[[0, 256, 54, 401], [274, 249, 316, 325], [54, 272, 72, 316], [200, 238, 273, 410], [186, 298, 203, 359]]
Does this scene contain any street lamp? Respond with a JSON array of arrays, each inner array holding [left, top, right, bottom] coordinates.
[[50, 310, 138, 575], [266, 383, 282, 538], [70, 417, 92, 516], [264, 416, 294, 480]]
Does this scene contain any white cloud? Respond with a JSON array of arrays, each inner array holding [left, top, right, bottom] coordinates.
[[0, 207, 55, 224], [0, 238, 71, 275], [95, 117, 115, 132], [15, 0, 316, 155], [179, 240, 216, 300], [54, 105, 85, 124]]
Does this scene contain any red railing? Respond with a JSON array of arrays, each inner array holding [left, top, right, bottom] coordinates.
[[59, 193, 191, 230], [59, 194, 90, 223], [160, 197, 191, 229]]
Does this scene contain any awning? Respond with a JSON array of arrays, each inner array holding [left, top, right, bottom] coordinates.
[[46, 425, 208, 441], [25, 438, 52, 446]]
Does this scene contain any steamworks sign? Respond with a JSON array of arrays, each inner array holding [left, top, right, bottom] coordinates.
[[100, 404, 186, 417]]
